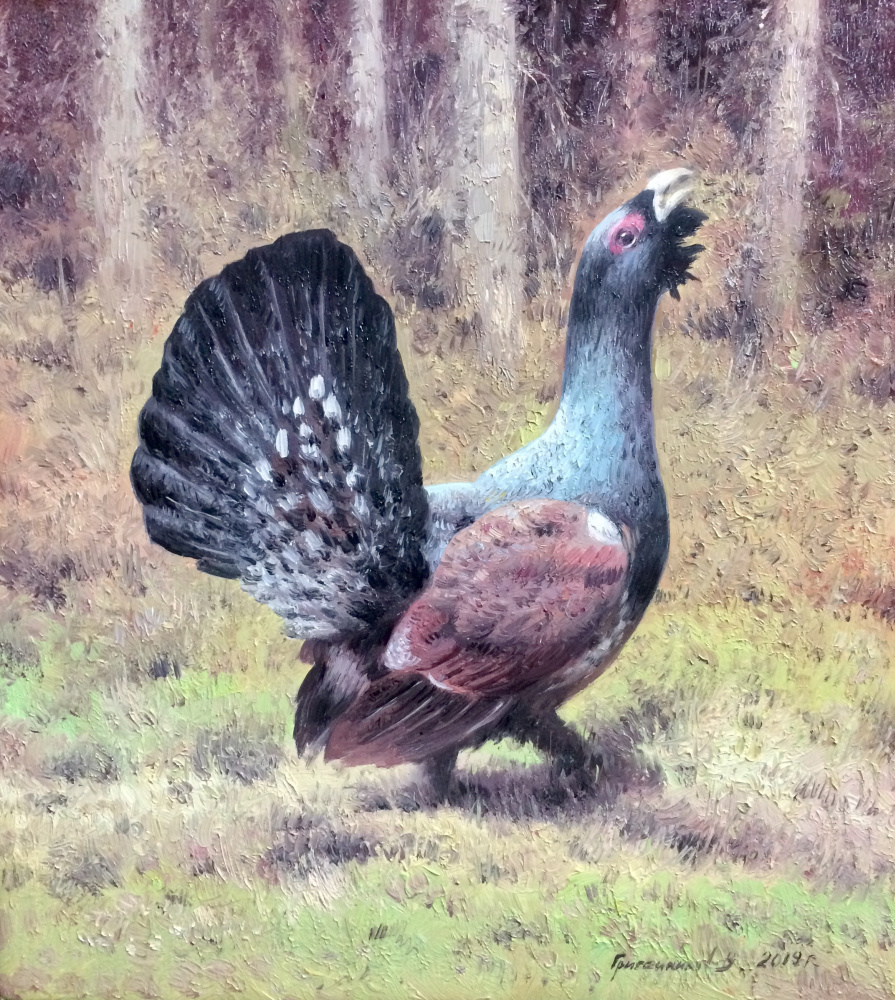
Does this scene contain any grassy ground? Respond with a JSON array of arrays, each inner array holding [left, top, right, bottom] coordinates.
[[3, 178, 895, 997], [3, 586, 895, 999]]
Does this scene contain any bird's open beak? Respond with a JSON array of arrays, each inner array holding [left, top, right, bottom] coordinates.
[[646, 168, 694, 223]]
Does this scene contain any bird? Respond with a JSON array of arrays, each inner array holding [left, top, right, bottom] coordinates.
[[131, 167, 706, 800]]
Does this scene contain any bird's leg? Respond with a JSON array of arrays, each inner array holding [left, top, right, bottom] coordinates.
[[505, 705, 601, 784], [423, 748, 459, 802]]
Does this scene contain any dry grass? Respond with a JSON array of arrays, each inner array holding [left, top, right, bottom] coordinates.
[[2, 164, 895, 998]]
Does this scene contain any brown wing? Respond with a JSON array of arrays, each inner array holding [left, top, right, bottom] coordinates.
[[324, 499, 630, 766], [383, 499, 629, 698]]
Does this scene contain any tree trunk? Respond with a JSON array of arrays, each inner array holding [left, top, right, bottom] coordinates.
[[347, 0, 391, 224], [617, 0, 659, 170], [448, 0, 524, 372], [753, 0, 820, 361], [278, 0, 308, 164], [91, 0, 149, 324]]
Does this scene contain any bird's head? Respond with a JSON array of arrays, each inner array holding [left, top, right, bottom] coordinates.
[[572, 168, 707, 320]]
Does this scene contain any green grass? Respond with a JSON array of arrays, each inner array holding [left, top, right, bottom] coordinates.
[[3, 238, 895, 997], [3, 587, 895, 999], [5, 802, 895, 999]]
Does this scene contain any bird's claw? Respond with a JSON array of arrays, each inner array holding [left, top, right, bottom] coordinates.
[[551, 747, 602, 796]]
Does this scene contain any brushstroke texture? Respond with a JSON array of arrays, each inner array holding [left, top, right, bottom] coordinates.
[[1, 3, 895, 998], [131, 173, 704, 793]]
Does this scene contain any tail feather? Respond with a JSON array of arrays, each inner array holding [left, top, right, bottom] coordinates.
[[294, 642, 375, 756], [131, 230, 430, 642], [324, 674, 509, 767]]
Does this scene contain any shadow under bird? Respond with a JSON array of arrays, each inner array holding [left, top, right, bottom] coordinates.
[[131, 168, 706, 799]]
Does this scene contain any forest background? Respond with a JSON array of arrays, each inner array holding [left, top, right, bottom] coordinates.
[[2, 1, 895, 998]]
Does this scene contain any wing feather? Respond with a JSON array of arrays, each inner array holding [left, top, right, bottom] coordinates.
[[384, 499, 629, 698], [325, 674, 510, 766], [323, 499, 630, 766]]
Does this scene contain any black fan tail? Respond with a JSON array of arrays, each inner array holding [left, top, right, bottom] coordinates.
[[131, 230, 430, 641]]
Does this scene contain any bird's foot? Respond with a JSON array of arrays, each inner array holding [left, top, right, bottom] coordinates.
[[551, 747, 603, 797], [502, 705, 603, 799], [422, 748, 459, 805]]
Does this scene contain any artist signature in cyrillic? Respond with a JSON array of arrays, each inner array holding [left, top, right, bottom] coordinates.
[[610, 949, 818, 980]]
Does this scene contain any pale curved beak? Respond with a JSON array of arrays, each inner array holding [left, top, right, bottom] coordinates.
[[646, 168, 694, 222]]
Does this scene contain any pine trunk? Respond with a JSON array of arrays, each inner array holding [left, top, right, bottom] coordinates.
[[348, 0, 391, 223], [91, 0, 148, 323], [756, 0, 820, 355], [448, 0, 524, 371], [278, 0, 308, 164], [618, 0, 659, 168]]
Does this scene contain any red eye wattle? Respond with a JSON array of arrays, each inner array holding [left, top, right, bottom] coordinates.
[[608, 213, 645, 255]]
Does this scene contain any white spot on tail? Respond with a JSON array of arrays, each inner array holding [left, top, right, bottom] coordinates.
[[298, 423, 312, 439], [323, 394, 341, 420], [336, 427, 351, 451], [275, 428, 288, 458], [292, 396, 305, 416], [301, 530, 324, 555], [309, 375, 325, 399], [254, 458, 272, 482], [277, 492, 302, 511], [308, 487, 334, 515]]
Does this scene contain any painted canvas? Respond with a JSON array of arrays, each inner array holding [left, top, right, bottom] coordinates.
[[1, 2, 894, 999]]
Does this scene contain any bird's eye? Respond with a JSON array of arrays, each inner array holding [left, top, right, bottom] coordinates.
[[608, 214, 645, 254]]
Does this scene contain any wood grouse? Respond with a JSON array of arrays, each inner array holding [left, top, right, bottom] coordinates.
[[131, 168, 706, 798]]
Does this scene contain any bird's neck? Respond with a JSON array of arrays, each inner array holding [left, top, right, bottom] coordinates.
[[552, 289, 665, 522], [561, 304, 656, 407]]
